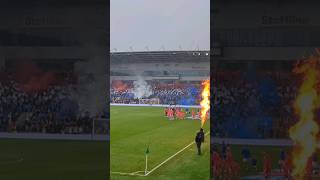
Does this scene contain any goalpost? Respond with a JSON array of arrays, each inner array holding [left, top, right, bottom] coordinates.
[[138, 98, 160, 105]]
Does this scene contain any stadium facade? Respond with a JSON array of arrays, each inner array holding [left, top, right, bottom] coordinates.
[[212, 0, 320, 62], [111, 51, 210, 81], [0, 1, 106, 74]]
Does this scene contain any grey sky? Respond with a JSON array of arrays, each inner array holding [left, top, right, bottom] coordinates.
[[110, 0, 210, 52]]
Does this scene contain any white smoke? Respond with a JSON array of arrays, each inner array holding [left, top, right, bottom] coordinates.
[[70, 53, 107, 118], [69, 30, 108, 118], [132, 76, 153, 99]]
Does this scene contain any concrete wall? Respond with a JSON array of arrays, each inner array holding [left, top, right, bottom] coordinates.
[[111, 61, 210, 72], [110, 76, 207, 81], [0, 5, 106, 61], [213, 1, 320, 60]]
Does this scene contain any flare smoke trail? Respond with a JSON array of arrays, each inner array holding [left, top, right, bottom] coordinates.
[[11, 60, 58, 94], [69, 30, 108, 117], [72, 54, 107, 117], [132, 76, 153, 99]]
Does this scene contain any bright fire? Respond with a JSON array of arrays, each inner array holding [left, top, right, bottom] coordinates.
[[200, 79, 210, 127], [289, 54, 320, 178]]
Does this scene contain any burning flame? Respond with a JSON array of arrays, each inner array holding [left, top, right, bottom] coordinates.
[[200, 79, 210, 127], [289, 53, 320, 178]]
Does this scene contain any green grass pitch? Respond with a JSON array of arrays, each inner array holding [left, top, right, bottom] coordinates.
[[0, 139, 108, 180], [110, 106, 210, 180]]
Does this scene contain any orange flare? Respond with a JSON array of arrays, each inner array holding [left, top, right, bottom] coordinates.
[[289, 53, 320, 178], [200, 79, 210, 127]]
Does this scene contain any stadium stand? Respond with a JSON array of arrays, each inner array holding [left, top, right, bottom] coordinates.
[[110, 51, 210, 106], [212, 62, 300, 139], [0, 70, 108, 135], [111, 80, 202, 105]]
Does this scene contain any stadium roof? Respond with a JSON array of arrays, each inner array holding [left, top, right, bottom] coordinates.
[[110, 51, 210, 63]]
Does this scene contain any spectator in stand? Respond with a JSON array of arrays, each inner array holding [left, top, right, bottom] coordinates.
[[0, 72, 107, 135], [111, 80, 201, 105], [212, 70, 298, 139]]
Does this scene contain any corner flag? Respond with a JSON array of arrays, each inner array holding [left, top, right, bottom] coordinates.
[[145, 145, 150, 154], [145, 145, 150, 175]]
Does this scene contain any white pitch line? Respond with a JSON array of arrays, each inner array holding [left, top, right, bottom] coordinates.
[[145, 132, 209, 176], [111, 171, 146, 176], [110, 132, 209, 177]]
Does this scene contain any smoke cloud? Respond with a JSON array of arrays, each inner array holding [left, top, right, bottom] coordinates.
[[71, 53, 107, 117], [11, 60, 59, 94], [132, 76, 153, 99]]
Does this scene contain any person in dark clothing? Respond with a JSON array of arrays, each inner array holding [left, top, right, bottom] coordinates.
[[195, 128, 205, 155]]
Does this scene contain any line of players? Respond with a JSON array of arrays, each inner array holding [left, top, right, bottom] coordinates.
[[164, 107, 202, 120], [212, 143, 320, 180], [212, 143, 240, 179]]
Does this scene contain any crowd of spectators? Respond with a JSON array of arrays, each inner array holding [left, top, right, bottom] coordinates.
[[212, 70, 300, 139], [111, 80, 202, 105], [0, 73, 108, 135]]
